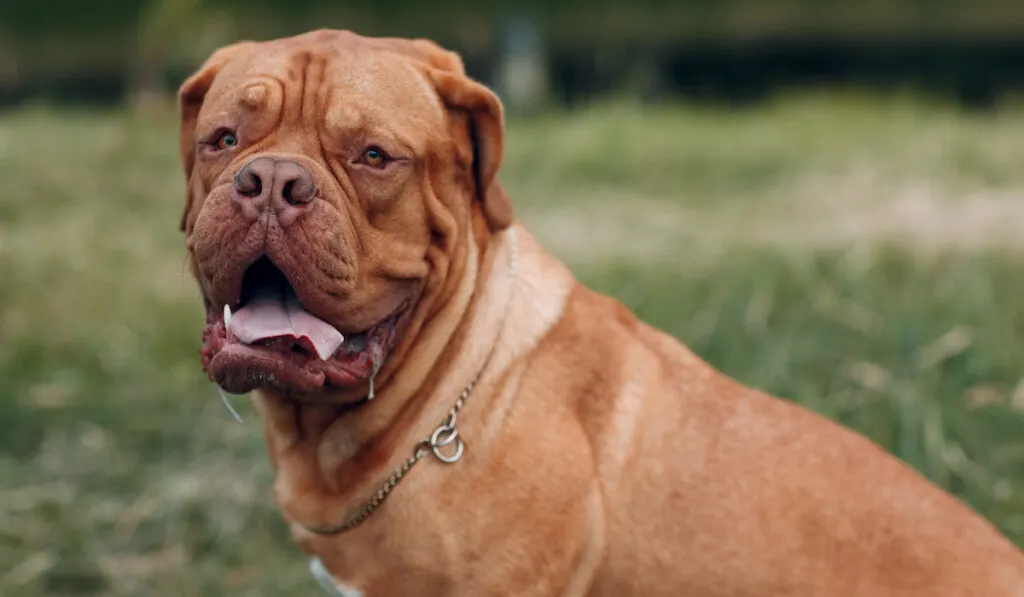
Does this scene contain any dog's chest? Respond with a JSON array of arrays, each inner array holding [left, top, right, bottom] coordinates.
[[310, 557, 364, 597]]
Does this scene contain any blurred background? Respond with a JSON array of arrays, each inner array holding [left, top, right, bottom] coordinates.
[[2, 1, 1023, 594]]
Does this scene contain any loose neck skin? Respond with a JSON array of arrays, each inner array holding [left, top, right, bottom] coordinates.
[[253, 218, 519, 518]]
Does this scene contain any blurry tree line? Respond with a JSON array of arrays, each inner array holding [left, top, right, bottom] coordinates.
[[1, 0, 1024, 110]]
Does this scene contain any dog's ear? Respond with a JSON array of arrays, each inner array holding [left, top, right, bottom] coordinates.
[[177, 41, 254, 232], [420, 46, 514, 232]]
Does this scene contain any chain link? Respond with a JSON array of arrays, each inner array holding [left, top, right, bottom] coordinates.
[[303, 229, 518, 537]]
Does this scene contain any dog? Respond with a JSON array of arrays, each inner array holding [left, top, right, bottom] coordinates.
[[178, 29, 1024, 596]]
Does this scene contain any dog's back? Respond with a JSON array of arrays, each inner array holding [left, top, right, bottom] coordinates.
[[525, 276, 1024, 596]]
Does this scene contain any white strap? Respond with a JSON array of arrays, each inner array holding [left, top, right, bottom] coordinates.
[[309, 557, 363, 597]]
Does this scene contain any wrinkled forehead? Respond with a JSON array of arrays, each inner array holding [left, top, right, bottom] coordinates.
[[202, 35, 447, 145]]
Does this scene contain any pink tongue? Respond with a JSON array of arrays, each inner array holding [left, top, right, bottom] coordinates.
[[227, 285, 344, 361]]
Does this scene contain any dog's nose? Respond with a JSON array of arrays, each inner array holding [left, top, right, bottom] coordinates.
[[231, 157, 318, 226]]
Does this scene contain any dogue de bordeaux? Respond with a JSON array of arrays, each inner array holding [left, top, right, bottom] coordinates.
[[178, 29, 1024, 596]]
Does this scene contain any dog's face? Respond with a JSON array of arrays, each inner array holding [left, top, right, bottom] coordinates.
[[178, 30, 512, 400]]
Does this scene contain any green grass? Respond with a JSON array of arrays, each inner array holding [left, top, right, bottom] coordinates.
[[2, 93, 1024, 595]]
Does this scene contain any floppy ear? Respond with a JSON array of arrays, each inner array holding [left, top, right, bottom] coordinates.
[[177, 41, 254, 232], [427, 65, 514, 232]]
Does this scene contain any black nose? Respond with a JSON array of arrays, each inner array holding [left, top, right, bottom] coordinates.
[[229, 157, 319, 226]]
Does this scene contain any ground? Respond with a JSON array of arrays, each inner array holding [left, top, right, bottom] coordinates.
[[1, 93, 1023, 595]]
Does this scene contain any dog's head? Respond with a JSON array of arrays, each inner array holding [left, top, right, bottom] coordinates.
[[178, 30, 513, 400]]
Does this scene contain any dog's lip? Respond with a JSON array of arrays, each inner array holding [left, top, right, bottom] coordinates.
[[210, 343, 328, 395], [202, 301, 410, 396]]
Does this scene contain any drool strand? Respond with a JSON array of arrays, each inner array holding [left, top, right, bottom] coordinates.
[[367, 350, 383, 401], [217, 387, 245, 423]]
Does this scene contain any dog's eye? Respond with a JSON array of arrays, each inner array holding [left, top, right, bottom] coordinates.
[[206, 129, 240, 151], [210, 130, 239, 151], [359, 146, 389, 168]]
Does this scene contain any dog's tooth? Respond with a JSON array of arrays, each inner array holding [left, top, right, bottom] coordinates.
[[223, 304, 233, 328]]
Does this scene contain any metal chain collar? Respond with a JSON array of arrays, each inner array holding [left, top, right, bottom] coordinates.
[[303, 229, 519, 536]]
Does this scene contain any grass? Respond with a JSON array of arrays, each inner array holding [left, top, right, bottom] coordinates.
[[2, 92, 1024, 595]]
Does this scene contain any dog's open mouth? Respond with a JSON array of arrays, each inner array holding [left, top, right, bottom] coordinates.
[[200, 257, 404, 396]]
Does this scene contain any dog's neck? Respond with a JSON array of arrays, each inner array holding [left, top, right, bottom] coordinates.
[[253, 222, 526, 523]]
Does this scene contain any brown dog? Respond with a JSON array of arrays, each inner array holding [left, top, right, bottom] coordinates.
[[178, 29, 1024, 596]]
